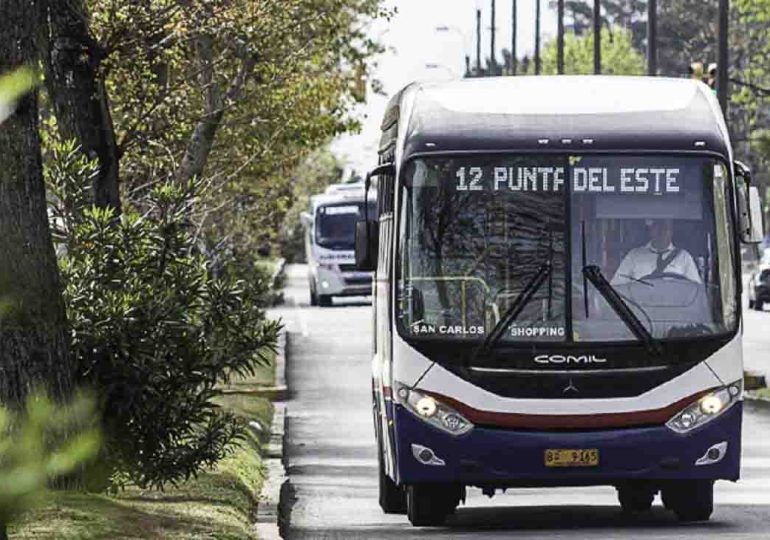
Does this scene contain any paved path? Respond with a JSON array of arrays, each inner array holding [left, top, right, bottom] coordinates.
[[273, 264, 770, 539]]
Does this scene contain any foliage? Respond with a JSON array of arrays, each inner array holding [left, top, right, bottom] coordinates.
[[278, 149, 345, 262], [542, 27, 645, 76], [557, 0, 647, 45], [10, 388, 272, 539], [0, 67, 38, 124], [81, 0, 387, 253], [553, 1, 714, 77], [45, 139, 280, 489], [0, 391, 100, 525], [733, 0, 770, 130]]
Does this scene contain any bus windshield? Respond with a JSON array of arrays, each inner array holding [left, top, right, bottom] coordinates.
[[315, 202, 374, 250], [397, 154, 737, 344]]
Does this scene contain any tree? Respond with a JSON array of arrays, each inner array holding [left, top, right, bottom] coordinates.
[[657, 0, 718, 76], [278, 149, 344, 262], [43, 0, 121, 213], [733, 0, 770, 219], [556, 1, 647, 44], [0, 5, 72, 406], [542, 27, 645, 75]]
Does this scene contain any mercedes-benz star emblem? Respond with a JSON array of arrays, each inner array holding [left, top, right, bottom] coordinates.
[[563, 378, 579, 394]]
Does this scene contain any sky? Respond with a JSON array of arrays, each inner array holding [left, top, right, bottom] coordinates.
[[331, 0, 558, 175]]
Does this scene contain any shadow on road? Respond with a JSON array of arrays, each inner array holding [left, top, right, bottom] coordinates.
[[439, 504, 729, 533]]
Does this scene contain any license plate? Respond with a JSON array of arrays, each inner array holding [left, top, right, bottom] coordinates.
[[545, 448, 599, 468]]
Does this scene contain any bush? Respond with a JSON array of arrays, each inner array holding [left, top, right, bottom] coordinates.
[[46, 141, 280, 489], [0, 391, 100, 535]]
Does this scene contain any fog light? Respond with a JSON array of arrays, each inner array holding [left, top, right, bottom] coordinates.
[[321, 280, 330, 289], [695, 441, 728, 466], [411, 444, 445, 466], [415, 396, 437, 417]]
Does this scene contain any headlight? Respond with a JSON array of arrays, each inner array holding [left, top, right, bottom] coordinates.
[[666, 381, 742, 434], [396, 384, 473, 436]]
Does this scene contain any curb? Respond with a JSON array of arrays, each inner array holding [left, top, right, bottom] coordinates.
[[270, 258, 286, 306], [745, 392, 770, 411], [255, 403, 287, 540], [254, 328, 289, 539]]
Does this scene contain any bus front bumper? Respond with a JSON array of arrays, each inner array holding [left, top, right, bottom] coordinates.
[[393, 402, 742, 486]]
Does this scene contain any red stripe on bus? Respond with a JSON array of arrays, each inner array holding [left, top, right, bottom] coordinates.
[[420, 388, 717, 430]]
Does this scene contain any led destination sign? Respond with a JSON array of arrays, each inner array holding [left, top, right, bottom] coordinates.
[[455, 166, 682, 194]]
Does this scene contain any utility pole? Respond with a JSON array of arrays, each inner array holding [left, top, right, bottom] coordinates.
[[535, 0, 541, 75], [476, 9, 482, 75], [557, 0, 565, 74], [593, 0, 601, 74], [511, 0, 517, 75], [490, 0, 497, 75], [717, 0, 729, 116], [647, 0, 657, 75]]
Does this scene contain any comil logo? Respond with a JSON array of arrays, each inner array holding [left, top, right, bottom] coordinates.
[[534, 354, 607, 365]]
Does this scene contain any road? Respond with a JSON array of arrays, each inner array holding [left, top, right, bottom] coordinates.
[[272, 264, 770, 539]]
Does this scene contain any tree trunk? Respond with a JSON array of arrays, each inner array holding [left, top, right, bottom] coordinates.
[[0, 0, 72, 405], [175, 35, 224, 185], [43, 0, 121, 213], [175, 35, 255, 185]]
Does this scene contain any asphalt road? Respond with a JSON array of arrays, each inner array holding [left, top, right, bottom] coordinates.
[[273, 264, 770, 539]]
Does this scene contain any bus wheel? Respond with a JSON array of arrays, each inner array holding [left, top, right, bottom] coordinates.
[[406, 484, 457, 526], [378, 450, 406, 514], [617, 483, 655, 513], [665, 480, 714, 522], [755, 300, 764, 311], [318, 294, 332, 307]]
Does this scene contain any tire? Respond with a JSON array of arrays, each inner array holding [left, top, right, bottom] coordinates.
[[665, 480, 714, 522], [318, 294, 332, 307], [756, 300, 764, 311], [309, 287, 318, 306], [378, 446, 406, 514], [617, 483, 655, 513], [406, 484, 461, 527], [748, 299, 755, 309]]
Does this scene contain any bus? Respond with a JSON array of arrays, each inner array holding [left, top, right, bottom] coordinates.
[[301, 183, 375, 306], [355, 76, 764, 526]]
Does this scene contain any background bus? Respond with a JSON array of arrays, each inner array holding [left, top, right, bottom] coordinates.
[[301, 183, 375, 306]]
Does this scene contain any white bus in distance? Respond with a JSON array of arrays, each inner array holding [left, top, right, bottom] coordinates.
[[355, 76, 764, 527], [301, 183, 376, 306]]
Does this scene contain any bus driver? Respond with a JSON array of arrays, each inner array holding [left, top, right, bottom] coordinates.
[[612, 219, 702, 285]]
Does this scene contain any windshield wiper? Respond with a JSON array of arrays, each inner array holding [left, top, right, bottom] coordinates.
[[582, 265, 662, 356], [471, 261, 553, 362]]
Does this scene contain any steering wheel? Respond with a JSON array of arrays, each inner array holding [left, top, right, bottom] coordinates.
[[639, 271, 699, 284]]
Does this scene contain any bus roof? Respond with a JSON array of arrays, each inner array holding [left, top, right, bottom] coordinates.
[[310, 184, 375, 211], [387, 76, 730, 161]]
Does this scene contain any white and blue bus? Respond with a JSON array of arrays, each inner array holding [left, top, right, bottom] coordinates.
[[355, 77, 764, 526], [301, 183, 375, 306]]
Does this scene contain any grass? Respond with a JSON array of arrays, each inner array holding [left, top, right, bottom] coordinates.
[[751, 386, 770, 400], [9, 361, 275, 540]]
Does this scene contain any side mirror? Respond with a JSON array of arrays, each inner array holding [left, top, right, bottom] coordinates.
[[300, 211, 312, 228], [355, 220, 379, 271], [735, 161, 764, 244]]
